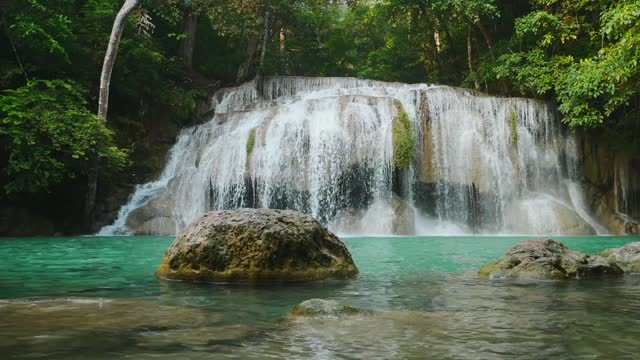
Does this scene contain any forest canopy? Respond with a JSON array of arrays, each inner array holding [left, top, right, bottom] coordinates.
[[1, 0, 638, 205]]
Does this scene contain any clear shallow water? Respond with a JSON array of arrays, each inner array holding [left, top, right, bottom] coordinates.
[[1, 236, 639, 359]]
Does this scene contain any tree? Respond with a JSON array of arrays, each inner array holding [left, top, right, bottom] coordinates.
[[81, 0, 140, 226], [0, 80, 127, 195], [98, 0, 141, 121]]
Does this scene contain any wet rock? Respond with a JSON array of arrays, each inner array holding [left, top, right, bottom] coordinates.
[[290, 299, 372, 317], [127, 195, 176, 235], [582, 181, 640, 235], [156, 209, 358, 281], [479, 239, 623, 280], [599, 242, 640, 273]]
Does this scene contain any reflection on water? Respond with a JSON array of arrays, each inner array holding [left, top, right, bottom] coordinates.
[[1, 236, 639, 359]]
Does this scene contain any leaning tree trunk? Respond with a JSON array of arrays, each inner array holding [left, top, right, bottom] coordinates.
[[87, 0, 139, 228], [98, 0, 140, 121]]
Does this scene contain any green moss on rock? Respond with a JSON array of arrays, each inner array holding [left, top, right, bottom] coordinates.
[[246, 128, 256, 156], [393, 101, 416, 170], [509, 108, 518, 152]]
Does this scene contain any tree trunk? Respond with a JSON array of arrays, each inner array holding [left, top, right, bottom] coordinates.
[[179, 10, 198, 72], [469, 9, 495, 61], [90, 0, 139, 228], [255, 9, 270, 97], [467, 26, 479, 89], [236, 34, 259, 83], [98, 0, 140, 121], [258, 10, 270, 72], [475, 21, 494, 60], [279, 27, 286, 75]]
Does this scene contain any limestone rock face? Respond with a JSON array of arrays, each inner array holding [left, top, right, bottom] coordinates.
[[479, 239, 623, 280], [127, 195, 176, 235], [599, 242, 640, 273], [506, 200, 596, 235], [156, 208, 358, 281], [290, 299, 371, 317], [582, 181, 640, 235]]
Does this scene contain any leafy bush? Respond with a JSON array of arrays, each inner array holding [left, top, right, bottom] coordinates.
[[0, 80, 128, 194]]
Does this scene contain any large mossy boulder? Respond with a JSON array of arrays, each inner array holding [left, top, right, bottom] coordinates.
[[156, 208, 358, 281], [479, 239, 623, 280], [599, 242, 640, 273]]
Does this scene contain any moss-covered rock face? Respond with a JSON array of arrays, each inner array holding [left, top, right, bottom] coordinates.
[[509, 108, 518, 152], [392, 101, 416, 170], [246, 128, 256, 156], [156, 209, 359, 281], [479, 239, 623, 280], [599, 242, 640, 273], [290, 299, 372, 317]]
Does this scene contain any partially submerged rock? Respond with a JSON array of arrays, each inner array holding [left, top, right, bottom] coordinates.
[[156, 208, 358, 281], [599, 242, 640, 273], [479, 239, 623, 280], [290, 299, 372, 317]]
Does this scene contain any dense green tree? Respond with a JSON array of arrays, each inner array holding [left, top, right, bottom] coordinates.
[[0, 80, 127, 194]]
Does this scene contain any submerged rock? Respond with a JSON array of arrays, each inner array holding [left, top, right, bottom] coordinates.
[[290, 299, 372, 317], [599, 242, 640, 273], [479, 239, 623, 280], [156, 208, 358, 281]]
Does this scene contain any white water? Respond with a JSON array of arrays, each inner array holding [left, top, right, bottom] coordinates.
[[100, 77, 609, 236]]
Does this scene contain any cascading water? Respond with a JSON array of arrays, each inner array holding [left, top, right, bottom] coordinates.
[[100, 77, 609, 236]]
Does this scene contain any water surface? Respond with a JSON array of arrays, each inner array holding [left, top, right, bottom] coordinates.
[[1, 236, 639, 359]]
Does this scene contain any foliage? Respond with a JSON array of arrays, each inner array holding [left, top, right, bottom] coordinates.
[[392, 102, 415, 170], [0, 80, 127, 194], [472, 0, 639, 129], [4, 0, 75, 62], [0, 0, 638, 213], [556, 0, 640, 127]]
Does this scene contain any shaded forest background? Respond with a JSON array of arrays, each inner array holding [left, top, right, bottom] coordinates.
[[1, 0, 639, 235]]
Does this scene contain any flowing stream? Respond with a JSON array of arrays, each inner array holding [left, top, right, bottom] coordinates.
[[100, 77, 607, 236]]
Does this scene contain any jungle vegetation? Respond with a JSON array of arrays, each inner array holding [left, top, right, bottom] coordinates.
[[1, 0, 638, 231]]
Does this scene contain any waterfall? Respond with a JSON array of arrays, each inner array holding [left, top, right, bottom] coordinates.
[[99, 77, 609, 236]]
